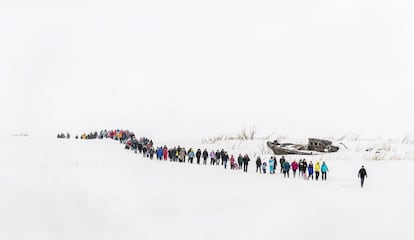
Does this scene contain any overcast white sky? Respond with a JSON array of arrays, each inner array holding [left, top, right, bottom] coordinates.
[[1, 0, 413, 140]]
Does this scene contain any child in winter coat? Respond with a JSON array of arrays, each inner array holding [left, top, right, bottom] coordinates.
[[262, 162, 267, 174]]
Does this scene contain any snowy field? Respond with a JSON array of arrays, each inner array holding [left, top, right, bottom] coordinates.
[[1, 0, 414, 239], [1, 136, 414, 240]]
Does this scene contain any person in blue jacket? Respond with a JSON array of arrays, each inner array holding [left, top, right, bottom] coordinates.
[[283, 161, 291, 178], [188, 149, 195, 164], [307, 161, 314, 180], [157, 147, 163, 160], [269, 157, 275, 174], [321, 161, 329, 180]]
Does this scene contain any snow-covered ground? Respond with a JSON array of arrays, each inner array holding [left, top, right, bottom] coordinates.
[[1, 135, 413, 240]]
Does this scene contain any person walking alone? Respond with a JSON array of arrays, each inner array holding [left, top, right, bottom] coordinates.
[[358, 166, 368, 187]]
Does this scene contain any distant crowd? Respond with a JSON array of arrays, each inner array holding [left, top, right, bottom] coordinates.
[[57, 133, 70, 139], [56, 129, 337, 181]]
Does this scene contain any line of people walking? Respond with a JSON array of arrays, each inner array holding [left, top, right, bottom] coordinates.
[[76, 129, 332, 179]]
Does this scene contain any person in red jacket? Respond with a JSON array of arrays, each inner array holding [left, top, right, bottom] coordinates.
[[163, 146, 168, 160], [291, 160, 299, 178], [230, 155, 235, 169]]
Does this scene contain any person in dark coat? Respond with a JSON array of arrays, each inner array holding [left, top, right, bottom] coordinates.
[[202, 149, 209, 165], [196, 149, 202, 164], [256, 157, 262, 174], [237, 154, 243, 170], [131, 139, 138, 153], [168, 148, 174, 161], [273, 157, 277, 174], [279, 156, 286, 173], [138, 143, 143, 153], [298, 160, 303, 177], [149, 147, 154, 159], [215, 150, 221, 166], [222, 152, 229, 169], [243, 154, 250, 172], [358, 166, 368, 187], [220, 149, 225, 165], [142, 146, 148, 157], [283, 161, 291, 178], [302, 160, 308, 178]]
